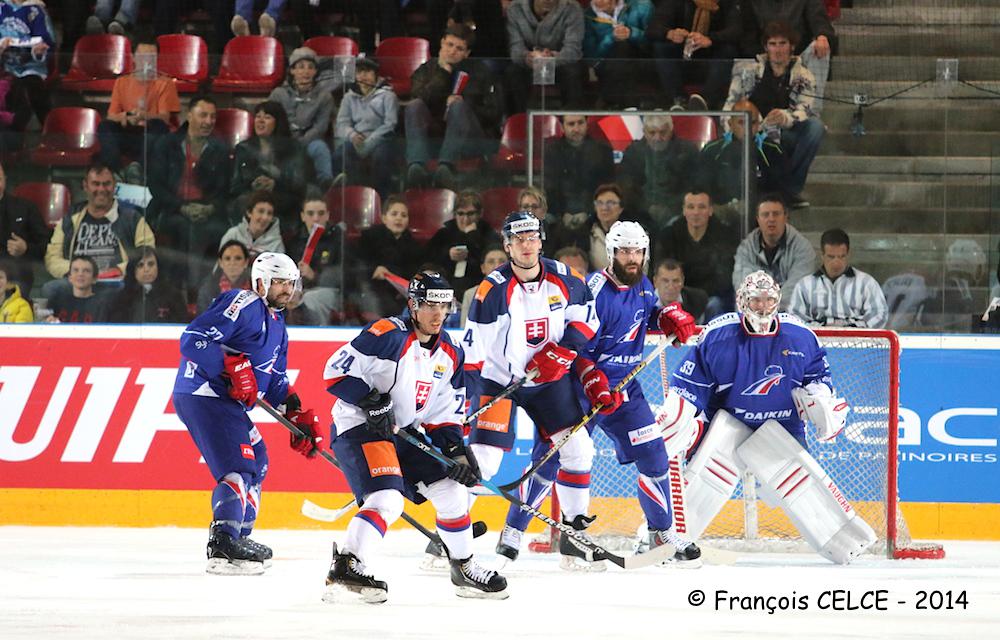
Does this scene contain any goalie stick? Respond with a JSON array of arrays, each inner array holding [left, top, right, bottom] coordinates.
[[393, 427, 676, 570]]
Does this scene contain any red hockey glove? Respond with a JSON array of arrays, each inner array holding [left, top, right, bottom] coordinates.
[[581, 368, 622, 415], [285, 393, 323, 458], [223, 354, 257, 406], [657, 303, 698, 346], [526, 342, 577, 384]]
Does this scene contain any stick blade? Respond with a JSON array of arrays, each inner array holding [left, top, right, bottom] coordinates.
[[605, 540, 677, 570], [301, 498, 355, 523]]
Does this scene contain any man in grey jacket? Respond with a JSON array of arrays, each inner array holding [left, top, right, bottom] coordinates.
[[505, 0, 586, 113], [732, 193, 815, 310], [333, 56, 399, 198]]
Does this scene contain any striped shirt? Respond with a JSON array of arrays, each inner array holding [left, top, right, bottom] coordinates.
[[788, 266, 889, 328]]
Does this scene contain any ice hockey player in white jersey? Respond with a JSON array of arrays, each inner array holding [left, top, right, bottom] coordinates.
[[463, 211, 603, 570], [580, 221, 704, 565], [322, 272, 507, 603], [665, 270, 878, 564]]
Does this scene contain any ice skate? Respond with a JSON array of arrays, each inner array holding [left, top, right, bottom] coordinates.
[[450, 556, 508, 600], [323, 543, 388, 604], [420, 521, 489, 572], [495, 524, 522, 567], [206, 526, 265, 575], [650, 529, 702, 568], [558, 515, 607, 572], [241, 536, 273, 568]]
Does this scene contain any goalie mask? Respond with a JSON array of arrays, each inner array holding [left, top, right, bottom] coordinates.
[[737, 270, 780, 334], [408, 271, 457, 315], [251, 252, 301, 300], [605, 220, 649, 272]]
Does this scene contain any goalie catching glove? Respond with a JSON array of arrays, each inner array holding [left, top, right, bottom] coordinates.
[[657, 303, 699, 346], [527, 342, 577, 384], [284, 391, 323, 458], [792, 382, 849, 440], [441, 439, 482, 488], [578, 361, 622, 414]]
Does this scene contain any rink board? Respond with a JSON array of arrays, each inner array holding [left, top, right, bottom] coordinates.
[[0, 326, 997, 537]]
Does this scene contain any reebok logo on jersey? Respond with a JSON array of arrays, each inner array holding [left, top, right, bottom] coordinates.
[[415, 381, 432, 411], [741, 365, 785, 395], [525, 318, 548, 346], [240, 444, 255, 460]]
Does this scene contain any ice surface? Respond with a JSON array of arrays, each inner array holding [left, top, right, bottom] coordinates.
[[1, 526, 998, 639]]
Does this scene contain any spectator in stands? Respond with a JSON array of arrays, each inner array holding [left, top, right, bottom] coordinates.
[[655, 189, 738, 318], [724, 21, 822, 209], [44, 163, 155, 296], [505, 0, 586, 113], [86, 0, 139, 35], [741, 0, 835, 112], [618, 114, 697, 225], [0, 258, 32, 322], [543, 114, 615, 228], [449, 0, 509, 62], [197, 239, 251, 312], [232, 0, 285, 36], [426, 189, 502, 298], [333, 55, 398, 199], [107, 247, 187, 323], [732, 192, 815, 310], [231, 101, 309, 226], [582, 0, 654, 109], [653, 258, 708, 322], [98, 39, 181, 183], [285, 192, 343, 326], [788, 228, 888, 328], [405, 24, 503, 190], [219, 190, 285, 260], [695, 99, 786, 207], [460, 244, 507, 326], [0, 0, 54, 151], [153, 0, 232, 55], [517, 185, 572, 255], [925, 239, 989, 333], [647, 0, 741, 110], [0, 163, 49, 294], [46, 255, 110, 323], [269, 47, 335, 190], [353, 195, 425, 321], [563, 183, 651, 272], [554, 245, 589, 276]]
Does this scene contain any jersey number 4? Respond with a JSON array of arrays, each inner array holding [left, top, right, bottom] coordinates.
[[330, 351, 355, 374]]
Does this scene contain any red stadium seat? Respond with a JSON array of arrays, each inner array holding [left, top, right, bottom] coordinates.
[[326, 186, 381, 240], [213, 108, 253, 148], [13, 182, 71, 229], [671, 114, 717, 150], [61, 34, 134, 92], [403, 188, 456, 242], [375, 37, 430, 97], [212, 36, 285, 94], [31, 107, 101, 167], [480, 187, 522, 231], [493, 113, 563, 173], [157, 34, 208, 93], [303, 36, 360, 58]]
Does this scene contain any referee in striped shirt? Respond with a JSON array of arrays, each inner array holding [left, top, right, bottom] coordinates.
[[788, 228, 889, 328]]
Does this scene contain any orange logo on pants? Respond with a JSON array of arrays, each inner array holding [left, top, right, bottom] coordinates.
[[362, 441, 402, 477], [475, 397, 513, 433]]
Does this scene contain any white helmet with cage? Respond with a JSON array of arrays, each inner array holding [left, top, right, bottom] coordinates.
[[605, 220, 650, 269], [251, 252, 301, 295], [737, 270, 781, 334]]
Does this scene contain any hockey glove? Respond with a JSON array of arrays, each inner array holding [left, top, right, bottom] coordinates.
[[285, 393, 323, 458], [357, 389, 396, 440], [657, 303, 699, 346], [442, 440, 481, 488], [792, 383, 849, 441], [581, 368, 622, 415], [526, 342, 577, 384], [222, 354, 258, 406]]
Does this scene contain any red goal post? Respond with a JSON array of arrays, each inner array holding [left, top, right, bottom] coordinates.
[[529, 328, 944, 560]]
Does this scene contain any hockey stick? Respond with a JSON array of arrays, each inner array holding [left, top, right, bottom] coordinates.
[[393, 427, 676, 570], [462, 370, 537, 426], [254, 398, 443, 545], [497, 336, 674, 492], [301, 498, 357, 523]]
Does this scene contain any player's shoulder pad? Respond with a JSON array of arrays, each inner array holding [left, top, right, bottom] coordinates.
[[220, 289, 261, 322], [353, 316, 410, 357], [776, 313, 823, 345], [436, 330, 464, 366], [474, 263, 512, 303], [587, 270, 609, 298], [544, 257, 591, 301], [700, 312, 742, 342]]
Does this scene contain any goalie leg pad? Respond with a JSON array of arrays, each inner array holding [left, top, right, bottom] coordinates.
[[680, 410, 753, 540], [737, 420, 878, 565]]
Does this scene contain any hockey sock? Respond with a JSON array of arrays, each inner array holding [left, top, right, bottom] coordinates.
[[342, 489, 403, 564], [505, 455, 558, 531], [421, 478, 474, 560], [637, 472, 674, 531], [241, 483, 261, 538], [436, 514, 473, 560], [211, 472, 248, 538], [555, 467, 591, 520]]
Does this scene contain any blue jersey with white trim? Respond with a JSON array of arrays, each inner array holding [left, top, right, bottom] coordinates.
[[174, 289, 290, 407], [669, 313, 833, 438], [581, 269, 659, 386]]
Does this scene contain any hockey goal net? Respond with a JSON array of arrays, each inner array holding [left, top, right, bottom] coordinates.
[[530, 328, 944, 559]]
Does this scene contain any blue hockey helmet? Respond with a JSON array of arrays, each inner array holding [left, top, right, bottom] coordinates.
[[408, 271, 457, 313], [501, 210, 545, 243]]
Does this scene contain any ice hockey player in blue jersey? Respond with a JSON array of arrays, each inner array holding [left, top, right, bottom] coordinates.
[[579, 221, 704, 566], [322, 272, 507, 604], [173, 252, 323, 575], [463, 211, 603, 571], [665, 270, 878, 564]]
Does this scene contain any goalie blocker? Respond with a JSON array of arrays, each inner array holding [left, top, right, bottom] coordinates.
[[675, 410, 877, 565]]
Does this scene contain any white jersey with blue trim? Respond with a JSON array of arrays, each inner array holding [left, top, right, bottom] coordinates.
[[324, 316, 466, 438], [174, 288, 290, 407], [462, 257, 598, 387], [581, 269, 659, 386], [670, 313, 833, 437]]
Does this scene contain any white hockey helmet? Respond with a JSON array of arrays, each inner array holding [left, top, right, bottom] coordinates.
[[251, 252, 301, 294], [605, 220, 650, 269], [737, 270, 781, 334], [945, 239, 987, 283]]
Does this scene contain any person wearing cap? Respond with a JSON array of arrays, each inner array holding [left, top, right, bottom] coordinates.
[[332, 55, 398, 198], [269, 46, 336, 189]]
